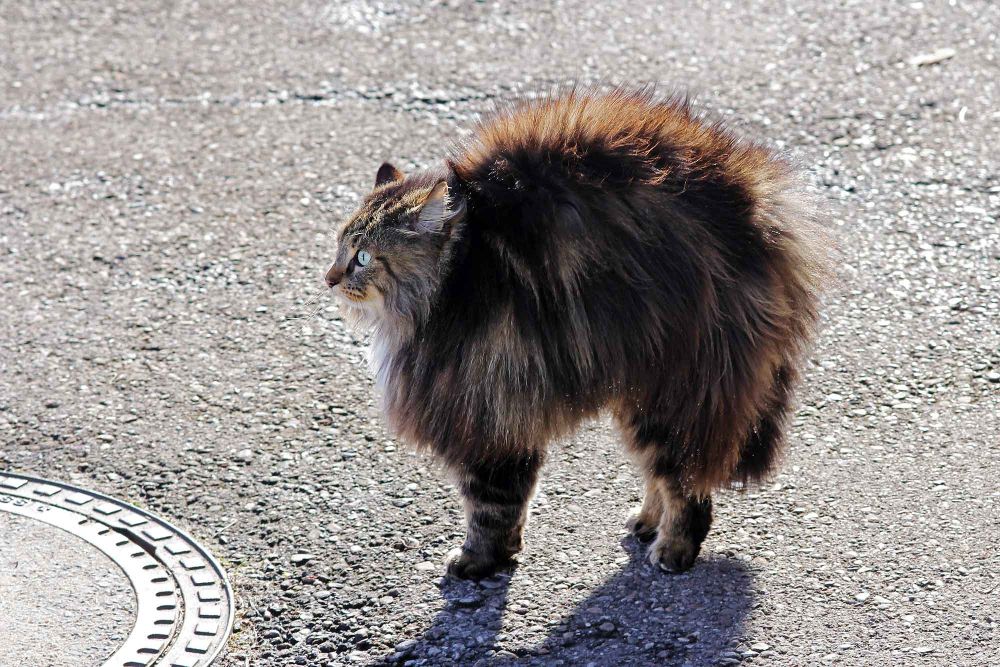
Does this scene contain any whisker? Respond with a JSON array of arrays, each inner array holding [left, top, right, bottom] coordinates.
[[284, 288, 326, 322], [291, 301, 327, 335], [287, 303, 323, 325]]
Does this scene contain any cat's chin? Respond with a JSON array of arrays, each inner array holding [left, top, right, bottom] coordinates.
[[337, 298, 382, 332]]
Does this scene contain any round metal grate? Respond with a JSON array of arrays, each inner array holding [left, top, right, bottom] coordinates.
[[0, 472, 234, 667]]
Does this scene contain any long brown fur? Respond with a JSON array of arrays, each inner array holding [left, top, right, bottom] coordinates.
[[326, 88, 828, 577]]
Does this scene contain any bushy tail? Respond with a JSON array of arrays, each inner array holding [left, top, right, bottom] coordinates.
[[730, 166, 834, 487]]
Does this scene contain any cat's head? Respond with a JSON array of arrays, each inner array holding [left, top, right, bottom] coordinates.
[[327, 162, 465, 334]]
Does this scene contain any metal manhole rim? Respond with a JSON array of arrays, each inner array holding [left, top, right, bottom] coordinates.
[[0, 471, 235, 667]]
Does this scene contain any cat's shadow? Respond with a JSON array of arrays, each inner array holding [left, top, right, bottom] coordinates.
[[377, 539, 755, 666]]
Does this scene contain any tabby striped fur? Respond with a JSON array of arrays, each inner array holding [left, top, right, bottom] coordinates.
[[326, 88, 828, 576]]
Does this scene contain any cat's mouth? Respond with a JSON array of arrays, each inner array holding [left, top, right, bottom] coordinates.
[[339, 291, 367, 303], [334, 285, 377, 305], [333, 285, 384, 326]]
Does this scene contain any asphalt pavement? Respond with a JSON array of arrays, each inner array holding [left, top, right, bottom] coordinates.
[[1, 1, 998, 665]]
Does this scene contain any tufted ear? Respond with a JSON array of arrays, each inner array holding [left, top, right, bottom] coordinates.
[[375, 162, 404, 188], [414, 181, 451, 234]]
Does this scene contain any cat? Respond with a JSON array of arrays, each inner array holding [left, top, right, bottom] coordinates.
[[325, 88, 828, 578]]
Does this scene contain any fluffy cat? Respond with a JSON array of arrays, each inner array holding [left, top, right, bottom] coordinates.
[[326, 88, 827, 578]]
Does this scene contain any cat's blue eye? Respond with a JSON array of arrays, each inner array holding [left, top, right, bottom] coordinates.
[[356, 250, 372, 267]]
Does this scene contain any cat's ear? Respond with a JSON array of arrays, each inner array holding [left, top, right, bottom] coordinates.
[[375, 162, 404, 188], [414, 180, 451, 234]]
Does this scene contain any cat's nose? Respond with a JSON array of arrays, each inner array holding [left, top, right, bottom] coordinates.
[[325, 264, 344, 288]]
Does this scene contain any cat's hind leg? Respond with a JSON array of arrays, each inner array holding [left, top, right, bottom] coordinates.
[[617, 408, 714, 573], [445, 451, 543, 579], [626, 473, 662, 543], [646, 478, 713, 572]]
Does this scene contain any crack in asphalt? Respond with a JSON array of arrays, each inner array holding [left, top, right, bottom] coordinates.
[[0, 85, 510, 122]]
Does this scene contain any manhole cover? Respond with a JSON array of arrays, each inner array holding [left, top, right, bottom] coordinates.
[[0, 472, 234, 666]]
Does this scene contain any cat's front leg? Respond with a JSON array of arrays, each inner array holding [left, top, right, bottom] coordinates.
[[445, 452, 543, 579]]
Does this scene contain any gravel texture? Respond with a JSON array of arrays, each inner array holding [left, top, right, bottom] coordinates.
[[0, 513, 136, 666], [1, 1, 998, 666]]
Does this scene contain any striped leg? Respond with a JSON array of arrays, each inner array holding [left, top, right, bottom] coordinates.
[[445, 452, 543, 579]]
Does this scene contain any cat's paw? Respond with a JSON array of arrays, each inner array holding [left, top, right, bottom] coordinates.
[[444, 547, 511, 580], [648, 534, 701, 573], [625, 512, 658, 543]]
